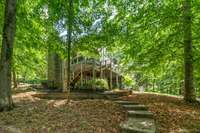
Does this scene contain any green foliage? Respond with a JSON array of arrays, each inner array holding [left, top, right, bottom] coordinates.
[[123, 75, 134, 87], [94, 79, 109, 90], [77, 79, 109, 90], [1, 0, 200, 98]]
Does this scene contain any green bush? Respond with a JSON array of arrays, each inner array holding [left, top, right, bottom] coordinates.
[[77, 79, 109, 90], [94, 79, 109, 90]]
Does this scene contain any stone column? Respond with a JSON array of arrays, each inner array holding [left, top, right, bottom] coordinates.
[[62, 60, 68, 92], [47, 52, 56, 88], [48, 52, 67, 91]]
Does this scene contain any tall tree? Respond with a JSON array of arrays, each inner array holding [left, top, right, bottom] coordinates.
[[66, 0, 74, 93], [183, 0, 196, 102], [0, 0, 17, 111]]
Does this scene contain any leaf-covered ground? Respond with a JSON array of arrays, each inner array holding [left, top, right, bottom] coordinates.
[[2, 87, 199, 133], [0, 91, 126, 133], [123, 92, 200, 133]]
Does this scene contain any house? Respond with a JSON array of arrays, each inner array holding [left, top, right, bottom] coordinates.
[[70, 56, 123, 89], [47, 52, 123, 91]]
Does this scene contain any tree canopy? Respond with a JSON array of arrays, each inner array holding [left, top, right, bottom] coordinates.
[[1, 0, 200, 98]]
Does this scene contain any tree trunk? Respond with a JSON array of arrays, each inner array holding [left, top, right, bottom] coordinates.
[[0, 0, 17, 111], [152, 78, 155, 92], [92, 59, 96, 90], [12, 69, 17, 89], [66, 0, 73, 95], [183, 0, 196, 102]]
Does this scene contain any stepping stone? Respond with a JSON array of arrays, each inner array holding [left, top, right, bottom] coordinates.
[[120, 118, 156, 133], [114, 100, 138, 105], [128, 111, 154, 119], [123, 105, 148, 111]]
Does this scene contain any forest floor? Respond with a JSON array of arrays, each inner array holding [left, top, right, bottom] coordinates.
[[123, 92, 200, 133], [1, 85, 200, 133], [0, 87, 126, 133]]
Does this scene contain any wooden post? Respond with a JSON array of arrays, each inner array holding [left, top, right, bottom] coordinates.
[[92, 59, 96, 80], [73, 72, 75, 79], [104, 60, 107, 79], [116, 73, 119, 89], [84, 57, 86, 84], [110, 59, 112, 89], [81, 62, 83, 87], [119, 77, 122, 89], [115, 67, 119, 89], [100, 61, 102, 79]]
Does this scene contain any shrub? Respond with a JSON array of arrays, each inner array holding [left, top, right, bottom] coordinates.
[[76, 79, 109, 90], [94, 79, 109, 90]]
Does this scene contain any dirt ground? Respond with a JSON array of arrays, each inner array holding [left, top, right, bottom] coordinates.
[[123, 92, 200, 133], [1, 86, 200, 133], [0, 91, 126, 133]]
